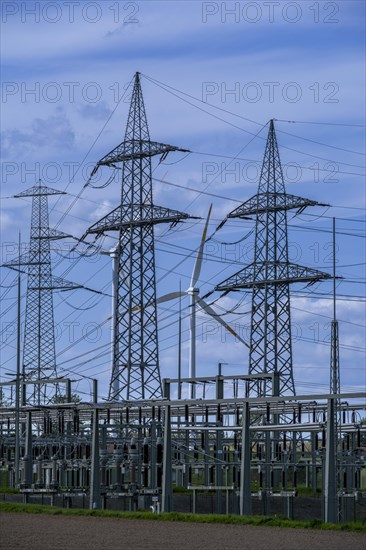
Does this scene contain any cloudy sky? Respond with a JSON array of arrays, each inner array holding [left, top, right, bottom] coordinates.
[[1, 0, 365, 401]]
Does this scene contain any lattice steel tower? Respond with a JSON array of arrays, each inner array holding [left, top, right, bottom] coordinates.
[[84, 72, 194, 401], [4, 181, 80, 405], [330, 218, 340, 397], [215, 120, 331, 396]]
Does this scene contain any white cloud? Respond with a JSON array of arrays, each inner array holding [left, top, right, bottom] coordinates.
[[1, 110, 75, 158]]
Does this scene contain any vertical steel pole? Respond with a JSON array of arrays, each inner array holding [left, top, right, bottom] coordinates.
[[178, 280, 182, 400], [89, 380, 100, 509], [162, 405, 172, 512], [89, 408, 100, 509], [189, 292, 196, 399], [184, 417, 190, 489], [110, 248, 119, 398], [66, 379, 71, 402], [240, 401, 251, 515], [14, 233, 21, 487], [150, 420, 157, 490], [24, 411, 33, 488], [216, 422, 223, 513], [204, 428, 210, 486], [93, 379, 98, 404], [333, 217, 336, 326], [324, 397, 337, 523]]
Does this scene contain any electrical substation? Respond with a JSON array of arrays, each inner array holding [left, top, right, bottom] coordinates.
[[1, 73, 365, 524]]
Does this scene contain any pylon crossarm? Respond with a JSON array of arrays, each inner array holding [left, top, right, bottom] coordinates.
[[35, 229, 73, 240], [227, 193, 329, 219], [86, 203, 194, 234], [95, 139, 190, 167], [29, 277, 83, 291], [2, 253, 47, 269], [14, 185, 66, 198], [215, 262, 332, 291]]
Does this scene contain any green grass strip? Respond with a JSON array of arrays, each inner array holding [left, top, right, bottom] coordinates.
[[0, 502, 365, 532], [0, 487, 19, 494]]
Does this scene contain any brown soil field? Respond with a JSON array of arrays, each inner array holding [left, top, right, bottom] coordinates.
[[1, 512, 365, 550]]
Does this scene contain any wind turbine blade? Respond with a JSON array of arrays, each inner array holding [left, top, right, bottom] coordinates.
[[190, 204, 213, 288], [132, 291, 187, 312], [156, 291, 187, 304], [197, 297, 250, 349]]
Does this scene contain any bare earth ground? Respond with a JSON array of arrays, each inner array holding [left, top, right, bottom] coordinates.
[[0, 513, 365, 550]]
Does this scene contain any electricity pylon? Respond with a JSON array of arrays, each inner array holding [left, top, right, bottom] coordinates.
[[215, 120, 332, 397], [3, 181, 82, 405], [84, 72, 196, 401]]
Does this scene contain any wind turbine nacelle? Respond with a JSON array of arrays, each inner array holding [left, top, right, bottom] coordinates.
[[187, 287, 199, 295]]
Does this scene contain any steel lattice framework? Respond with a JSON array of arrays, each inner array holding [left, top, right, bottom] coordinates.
[[216, 120, 331, 397], [85, 73, 194, 401], [4, 182, 81, 405], [330, 322, 340, 396]]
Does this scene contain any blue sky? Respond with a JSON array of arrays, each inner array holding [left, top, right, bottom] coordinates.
[[1, 0, 365, 401]]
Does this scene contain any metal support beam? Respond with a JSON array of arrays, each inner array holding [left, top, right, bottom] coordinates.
[[14, 243, 21, 487], [324, 398, 337, 523], [89, 379, 100, 508], [216, 421, 223, 514], [23, 411, 33, 488], [240, 401, 251, 515], [150, 420, 157, 490], [161, 405, 172, 512], [89, 407, 100, 510]]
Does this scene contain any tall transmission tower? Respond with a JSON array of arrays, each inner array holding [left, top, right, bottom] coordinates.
[[215, 120, 332, 397], [84, 72, 195, 401], [4, 181, 81, 405]]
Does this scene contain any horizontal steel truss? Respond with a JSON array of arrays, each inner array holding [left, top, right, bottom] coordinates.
[[92, 139, 189, 169], [226, 192, 328, 219], [1, 390, 365, 418], [215, 261, 332, 291], [85, 204, 195, 234]]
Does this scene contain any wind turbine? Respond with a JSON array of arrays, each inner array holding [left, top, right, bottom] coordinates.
[[99, 243, 120, 398], [152, 205, 249, 398]]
